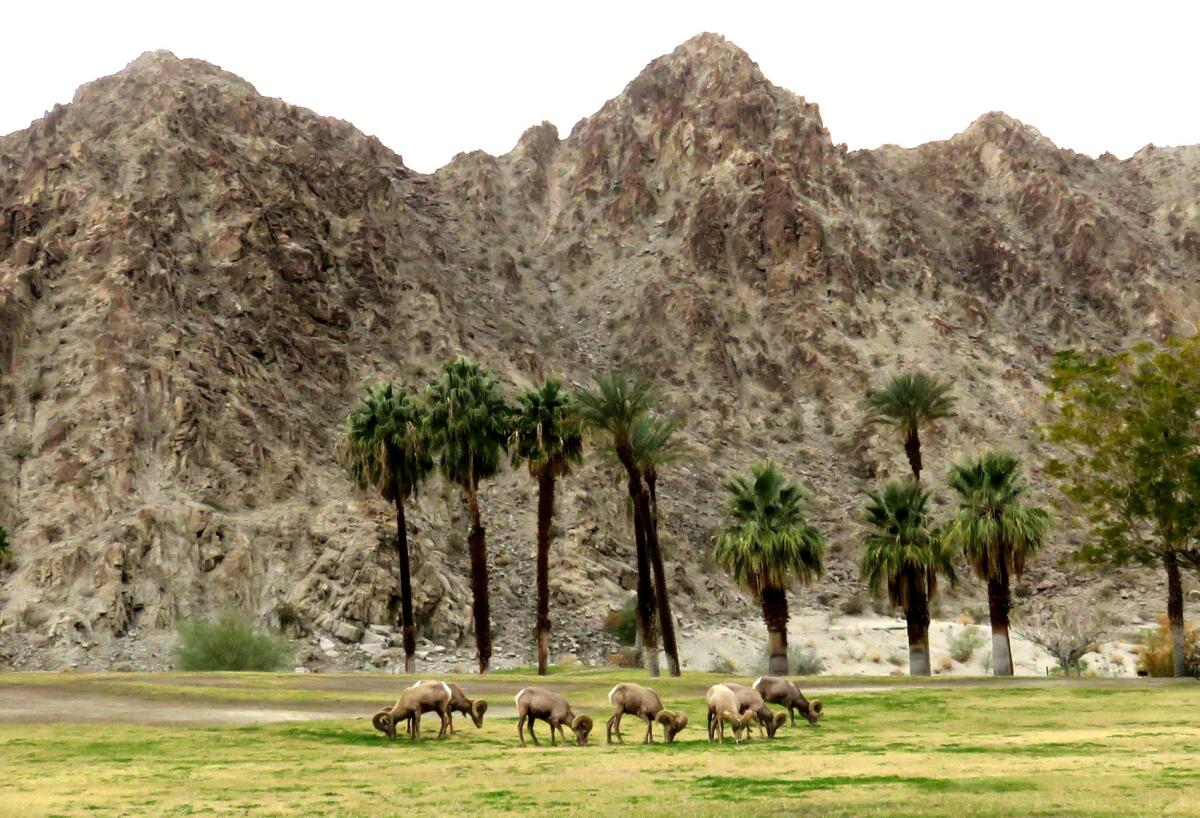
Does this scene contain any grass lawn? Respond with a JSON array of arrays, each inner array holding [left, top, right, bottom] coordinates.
[[0, 670, 1197, 817]]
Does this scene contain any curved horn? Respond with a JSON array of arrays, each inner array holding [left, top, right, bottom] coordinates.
[[773, 711, 788, 728], [372, 710, 393, 735], [655, 710, 675, 727], [810, 699, 823, 718], [572, 714, 594, 744], [470, 698, 488, 727]]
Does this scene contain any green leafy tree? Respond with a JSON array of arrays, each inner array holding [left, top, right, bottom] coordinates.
[[424, 357, 512, 673], [338, 383, 433, 673], [577, 372, 662, 676], [630, 414, 686, 676], [945, 451, 1050, 676], [860, 480, 956, 675], [510, 379, 584, 675], [864, 372, 957, 480], [714, 463, 825, 675], [1046, 338, 1200, 677]]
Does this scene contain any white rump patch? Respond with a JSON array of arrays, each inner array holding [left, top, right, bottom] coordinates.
[[514, 688, 526, 709], [608, 684, 621, 704], [753, 676, 763, 689], [440, 682, 452, 698]]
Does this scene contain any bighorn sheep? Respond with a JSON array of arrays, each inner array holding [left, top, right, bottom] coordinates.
[[406, 680, 488, 736], [372, 681, 452, 740], [706, 684, 754, 744], [654, 709, 689, 743], [514, 686, 593, 747], [723, 682, 787, 739], [609, 676, 686, 743], [753, 676, 824, 726]]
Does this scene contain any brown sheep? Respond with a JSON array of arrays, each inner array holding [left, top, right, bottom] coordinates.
[[753, 676, 824, 726], [406, 680, 488, 736], [514, 686, 593, 747], [724, 682, 787, 739], [606, 683, 665, 744], [372, 681, 452, 740], [706, 684, 754, 744], [654, 709, 689, 743]]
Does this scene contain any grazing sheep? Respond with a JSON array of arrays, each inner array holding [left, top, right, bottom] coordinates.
[[706, 684, 754, 744], [606, 683, 666, 744], [406, 680, 488, 736], [753, 676, 824, 726], [514, 686, 593, 747], [654, 709, 689, 743], [372, 681, 452, 740], [723, 682, 787, 739]]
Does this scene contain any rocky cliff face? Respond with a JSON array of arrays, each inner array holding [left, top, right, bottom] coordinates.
[[1, 34, 1196, 669]]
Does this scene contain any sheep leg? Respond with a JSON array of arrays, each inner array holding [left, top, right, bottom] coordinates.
[[517, 709, 527, 747], [608, 710, 624, 745], [528, 715, 541, 746], [642, 714, 654, 744], [707, 709, 715, 743], [437, 704, 450, 739], [548, 719, 559, 746], [789, 704, 798, 726]]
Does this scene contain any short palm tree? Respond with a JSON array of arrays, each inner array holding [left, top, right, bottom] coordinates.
[[338, 383, 433, 673], [630, 414, 687, 676], [423, 357, 512, 673], [577, 371, 661, 675], [510, 379, 584, 676], [860, 480, 956, 676], [945, 451, 1050, 676], [714, 463, 825, 675], [864, 373, 956, 480]]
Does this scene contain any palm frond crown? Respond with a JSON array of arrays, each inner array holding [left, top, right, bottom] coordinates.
[[864, 372, 957, 436], [576, 371, 657, 447], [338, 382, 433, 503], [509, 378, 584, 479], [714, 462, 825, 595], [860, 479, 957, 608], [422, 357, 512, 488]]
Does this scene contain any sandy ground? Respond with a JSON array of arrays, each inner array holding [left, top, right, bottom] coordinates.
[[676, 609, 1141, 677]]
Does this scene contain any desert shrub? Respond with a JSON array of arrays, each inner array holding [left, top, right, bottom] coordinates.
[[948, 626, 987, 663], [792, 647, 825, 676], [935, 655, 955, 673], [602, 599, 637, 647], [1137, 616, 1200, 677], [839, 592, 868, 616], [708, 654, 738, 674], [0, 526, 10, 569], [606, 649, 637, 668], [274, 601, 305, 636], [173, 611, 293, 671]]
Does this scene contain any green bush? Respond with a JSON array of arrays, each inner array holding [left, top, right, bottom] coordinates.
[[948, 626, 987, 663], [839, 592, 869, 616], [603, 599, 638, 647], [173, 611, 293, 671], [0, 526, 10, 569]]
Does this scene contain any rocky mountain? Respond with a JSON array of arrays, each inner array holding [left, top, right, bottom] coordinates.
[[1, 34, 1196, 670]]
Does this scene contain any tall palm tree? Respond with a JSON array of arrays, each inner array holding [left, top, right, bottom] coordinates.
[[338, 383, 433, 673], [714, 463, 825, 675], [510, 379, 584, 676], [864, 373, 956, 480], [631, 414, 687, 677], [945, 451, 1050, 676], [860, 480, 956, 676], [577, 372, 661, 676], [423, 357, 512, 673]]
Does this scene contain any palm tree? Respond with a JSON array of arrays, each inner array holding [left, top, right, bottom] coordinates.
[[714, 463, 825, 675], [860, 480, 956, 676], [577, 371, 661, 676], [510, 379, 584, 676], [945, 451, 1050, 676], [864, 373, 956, 480], [631, 414, 687, 676], [338, 383, 433, 673], [423, 357, 512, 673]]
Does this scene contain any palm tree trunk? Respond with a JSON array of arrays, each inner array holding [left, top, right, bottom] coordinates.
[[644, 469, 681, 677], [535, 471, 554, 676], [1165, 550, 1187, 678], [616, 442, 659, 677], [761, 584, 790, 676], [464, 481, 492, 674], [987, 559, 1014, 676], [906, 577, 932, 676], [394, 496, 417, 674], [904, 427, 923, 481]]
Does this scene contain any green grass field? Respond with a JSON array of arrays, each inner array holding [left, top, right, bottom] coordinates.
[[0, 670, 1197, 817]]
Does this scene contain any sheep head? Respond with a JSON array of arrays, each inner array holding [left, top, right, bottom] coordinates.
[[372, 709, 396, 740], [470, 699, 488, 728], [805, 698, 824, 725], [571, 714, 594, 745], [655, 710, 689, 743], [766, 710, 787, 737]]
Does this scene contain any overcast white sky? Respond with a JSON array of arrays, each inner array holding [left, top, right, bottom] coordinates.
[[3, 1, 1197, 172]]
